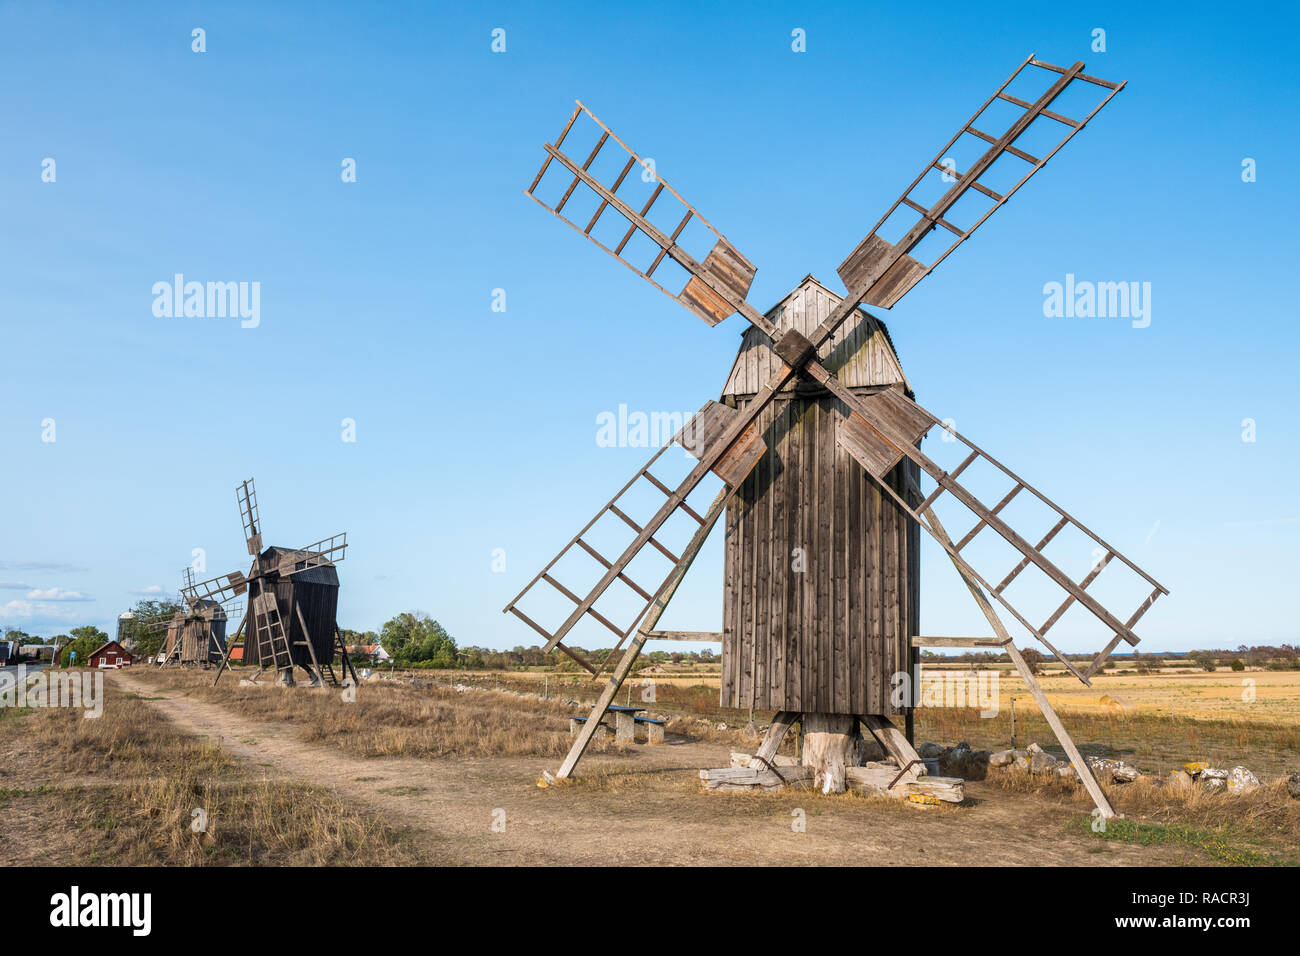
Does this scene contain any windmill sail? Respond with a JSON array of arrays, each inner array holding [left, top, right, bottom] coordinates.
[[837, 55, 1125, 311], [514, 54, 1158, 676]]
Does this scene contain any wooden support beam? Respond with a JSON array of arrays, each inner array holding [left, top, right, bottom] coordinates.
[[912, 636, 1008, 648], [910, 482, 1116, 819], [645, 630, 722, 642], [211, 609, 247, 686], [553, 488, 730, 780], [859, 715, 923, 783], [752, 711, 799, 765]]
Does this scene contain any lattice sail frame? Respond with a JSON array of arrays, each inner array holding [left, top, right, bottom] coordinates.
[[837, 56, 1126, 307], [526, 101, 757, 327], [509, 55, 1165, 683]]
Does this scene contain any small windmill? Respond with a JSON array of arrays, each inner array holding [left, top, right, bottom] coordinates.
[[504, 55, 1167, 817], [138, 568, 237, 667], [183, 478, 357, 687]]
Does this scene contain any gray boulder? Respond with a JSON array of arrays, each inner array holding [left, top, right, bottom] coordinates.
[[1030, 749, 1062, 774], [918, 741, 945, 758], [1198, 767, 1228, 792], [1227, 766, 1260, 795], [1086, 756, 1140, 784], [989, 749, 1017, 768]]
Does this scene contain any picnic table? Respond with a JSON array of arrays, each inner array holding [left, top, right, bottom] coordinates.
[[570, 704, 666, 744]]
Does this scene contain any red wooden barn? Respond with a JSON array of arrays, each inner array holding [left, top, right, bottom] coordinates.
[[87, 641, 133, 669]]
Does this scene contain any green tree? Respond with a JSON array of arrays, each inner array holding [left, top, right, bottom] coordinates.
[[115, 598, 182, 660], [59, 625, 109, 667], [379, 612, 457, 667]]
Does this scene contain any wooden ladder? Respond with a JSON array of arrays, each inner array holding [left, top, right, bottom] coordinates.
[[251, 592, 293, 673]]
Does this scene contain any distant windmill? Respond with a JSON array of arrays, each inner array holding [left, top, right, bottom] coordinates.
[[137, 567, 236, 667], [183, 478, 357, 687], [504, 55, 1167, 816]]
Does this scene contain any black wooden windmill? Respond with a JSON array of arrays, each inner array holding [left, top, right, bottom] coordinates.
[[504, 55, 1167, 817], [183, 478, 357, 687]]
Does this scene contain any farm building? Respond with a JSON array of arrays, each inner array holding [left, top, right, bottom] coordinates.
[[87, 641, 133, 669]]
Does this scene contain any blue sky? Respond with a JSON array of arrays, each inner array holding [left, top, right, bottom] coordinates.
[[1, 1, 1296, 655]]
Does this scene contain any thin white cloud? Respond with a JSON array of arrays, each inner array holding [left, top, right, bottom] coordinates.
[[25, 588, 93, 602], [0, 560, 88, 573], [131, 585, 165, 595], [0, 582, 31, 590], [0, 600, 87, 630]]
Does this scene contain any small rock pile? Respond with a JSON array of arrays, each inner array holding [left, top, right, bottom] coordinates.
[[980, 745, 1274, 795], [918, 741, 993, 779]]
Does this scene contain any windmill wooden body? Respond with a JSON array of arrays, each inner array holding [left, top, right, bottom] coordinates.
[[138, 569, 233, 667], [159, 600, 227, 666], [504, 55, 1168, 817], [183, 478, 357, 687], [719, 277, 920, 719]]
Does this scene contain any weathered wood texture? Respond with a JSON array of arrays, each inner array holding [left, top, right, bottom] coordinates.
[[720, 279, 920, 714], [720, 276, 909, 397], [240, 546, 339, 669], [801, 712, 856, 793]]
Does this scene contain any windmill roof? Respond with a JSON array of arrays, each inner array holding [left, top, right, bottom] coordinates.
[[720, 274, 911, 398]]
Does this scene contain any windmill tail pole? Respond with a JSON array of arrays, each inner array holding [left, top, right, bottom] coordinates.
[[906, 478, 1117, 820]]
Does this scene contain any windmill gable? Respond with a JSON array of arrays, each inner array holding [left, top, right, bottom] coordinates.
[[720, 275, 909, 399]]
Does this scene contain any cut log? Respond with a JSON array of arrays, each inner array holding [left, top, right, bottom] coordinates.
[[731, 752, 800, 768], [801, 713, 857, 793], [701, 765, 814, 790], [845, 766, 965, 803]]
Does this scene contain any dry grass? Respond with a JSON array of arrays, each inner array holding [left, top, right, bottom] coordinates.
[[131, 667, 654, 759], [0, 675, 420, 865], [914, 704, 1300, 778], [131, 666, 768, 758], [989, 766, 1300, 865]]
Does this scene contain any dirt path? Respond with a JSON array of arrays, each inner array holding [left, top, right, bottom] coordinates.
[[110, 670, 1193, 866]]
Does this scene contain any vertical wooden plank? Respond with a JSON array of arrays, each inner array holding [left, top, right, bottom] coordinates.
[[785, 398, 795, 712], [739, 420, 755, 711], [867, 462, 884, 714], [754, 402, 771, 710], [820, 395, 835, 714], [770, 400, 787, 709], [721, 475, 738, 708], [799, 397, 814, 713]]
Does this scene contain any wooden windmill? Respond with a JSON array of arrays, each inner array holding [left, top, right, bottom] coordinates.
[[139, 568, 235, 667], [504, 55, 1167, 817], [183, 478, 358, 687]]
